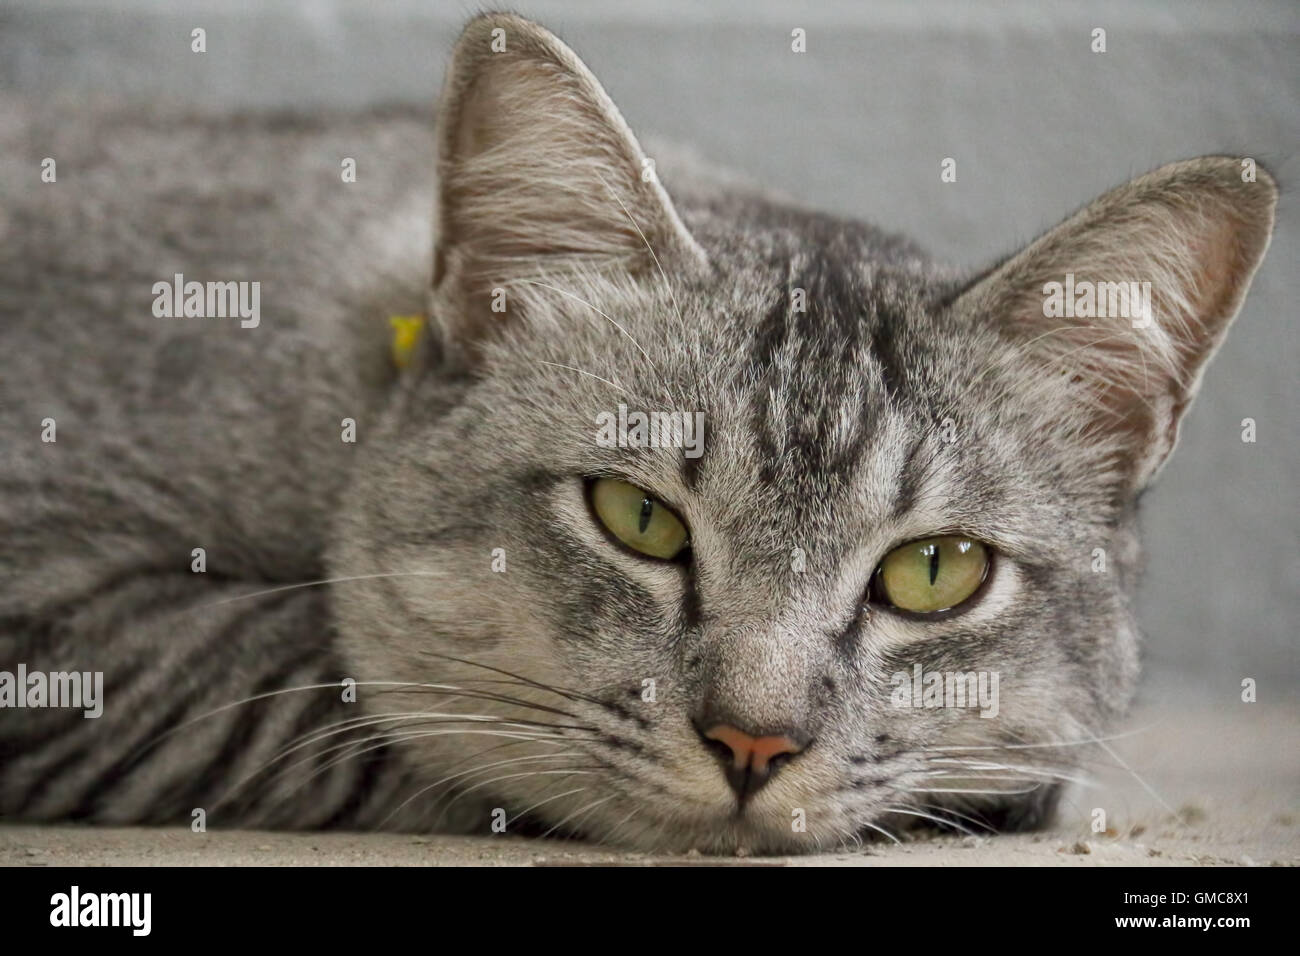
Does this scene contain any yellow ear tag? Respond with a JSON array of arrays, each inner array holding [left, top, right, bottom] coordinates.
[[388, 314, 426, 370]]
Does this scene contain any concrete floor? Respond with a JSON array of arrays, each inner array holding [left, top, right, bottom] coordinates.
[[4, 688, 1295, 866]]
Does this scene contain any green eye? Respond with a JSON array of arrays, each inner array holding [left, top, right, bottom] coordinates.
[[874, 536, 989, 613], [589, 478, 689, 561]]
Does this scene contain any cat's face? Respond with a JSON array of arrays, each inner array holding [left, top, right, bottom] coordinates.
[[329, 14, 1275, 852]]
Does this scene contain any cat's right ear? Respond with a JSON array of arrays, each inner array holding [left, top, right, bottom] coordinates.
[[429, 14, 707, 361]]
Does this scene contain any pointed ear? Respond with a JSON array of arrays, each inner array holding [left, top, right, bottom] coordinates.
[[953, 157, 1277, 491], [431, 14, 707, 350]]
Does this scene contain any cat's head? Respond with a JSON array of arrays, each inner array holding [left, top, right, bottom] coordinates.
[[330, 14, 1276, 852]]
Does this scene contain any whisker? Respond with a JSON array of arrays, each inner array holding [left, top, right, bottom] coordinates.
[[506, 786, 591, 829], [195, 572, 445, 610], [231, 710, 567, 793], [428, 752, 588, 800], [912, 802, 1001, 834], [130, 680, 355, 761], [540, 793, 618, 840], [906, 785, 1045, 796], [140, 677, 597, 768], [922, 760, 1092, 787], [213, 724, 576, 813], [270, 721, 571, 793], [516, 277, 673, 405], [283, 699, 589, 755], [381, 752, 586, 828], [921, 720, 1165, 753], [602, 804, 642, 846], [1093, 731, 1181, 817], [435, 769, 602, 829], [880, 805, 976, 837], [856, 819, 903, 846], [420, 652, 612, 710], [537, 360, 628, 395]]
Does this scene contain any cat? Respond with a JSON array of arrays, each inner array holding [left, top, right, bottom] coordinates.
[[0, 12, 1277, 854]]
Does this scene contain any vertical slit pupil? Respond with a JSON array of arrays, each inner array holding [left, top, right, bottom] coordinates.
[[928, 544, 940, 585], [638, 497, 654, 534]]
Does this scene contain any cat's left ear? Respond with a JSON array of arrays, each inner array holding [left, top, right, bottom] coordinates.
[[952, 157, 1277, 491], [430, 14, 708, 355]]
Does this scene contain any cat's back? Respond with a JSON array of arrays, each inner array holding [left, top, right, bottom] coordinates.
[[1, 94, 436, 376], [0, 96, 436, 594]]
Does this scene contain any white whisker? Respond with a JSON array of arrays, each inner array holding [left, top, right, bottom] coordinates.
[[541, 793, 618, 840], [880, 805, 976, 837], [536, 360, 627, 394], [196, 572, 445, 610], [517, 277, 672, 404]]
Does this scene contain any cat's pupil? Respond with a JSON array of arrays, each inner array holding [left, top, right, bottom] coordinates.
[[928, 544, 940, 586], [638, 497, 654, 534]]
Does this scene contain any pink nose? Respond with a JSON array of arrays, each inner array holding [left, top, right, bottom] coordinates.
[[701, 724, 805, 800]]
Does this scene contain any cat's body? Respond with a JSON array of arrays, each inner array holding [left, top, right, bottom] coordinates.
[[0, 100, 437, 827], [0, 16, 1276, 852]]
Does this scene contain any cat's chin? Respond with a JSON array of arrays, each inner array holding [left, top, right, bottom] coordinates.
[[576, 816, 828, 857], [528, 784, 1068, 856], [525, 799, 874, 857]]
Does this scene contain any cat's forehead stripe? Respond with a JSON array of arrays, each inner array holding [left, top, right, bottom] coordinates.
[[742, 250, 907, 492]]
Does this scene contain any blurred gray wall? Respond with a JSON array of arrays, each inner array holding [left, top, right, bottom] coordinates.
[[3, 0, 1296, 692]]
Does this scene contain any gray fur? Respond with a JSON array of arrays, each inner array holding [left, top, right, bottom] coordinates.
[[0, 14, 1276, 852]]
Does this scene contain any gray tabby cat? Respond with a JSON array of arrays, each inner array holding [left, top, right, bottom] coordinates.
[[0, 14, 1277, 853]]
